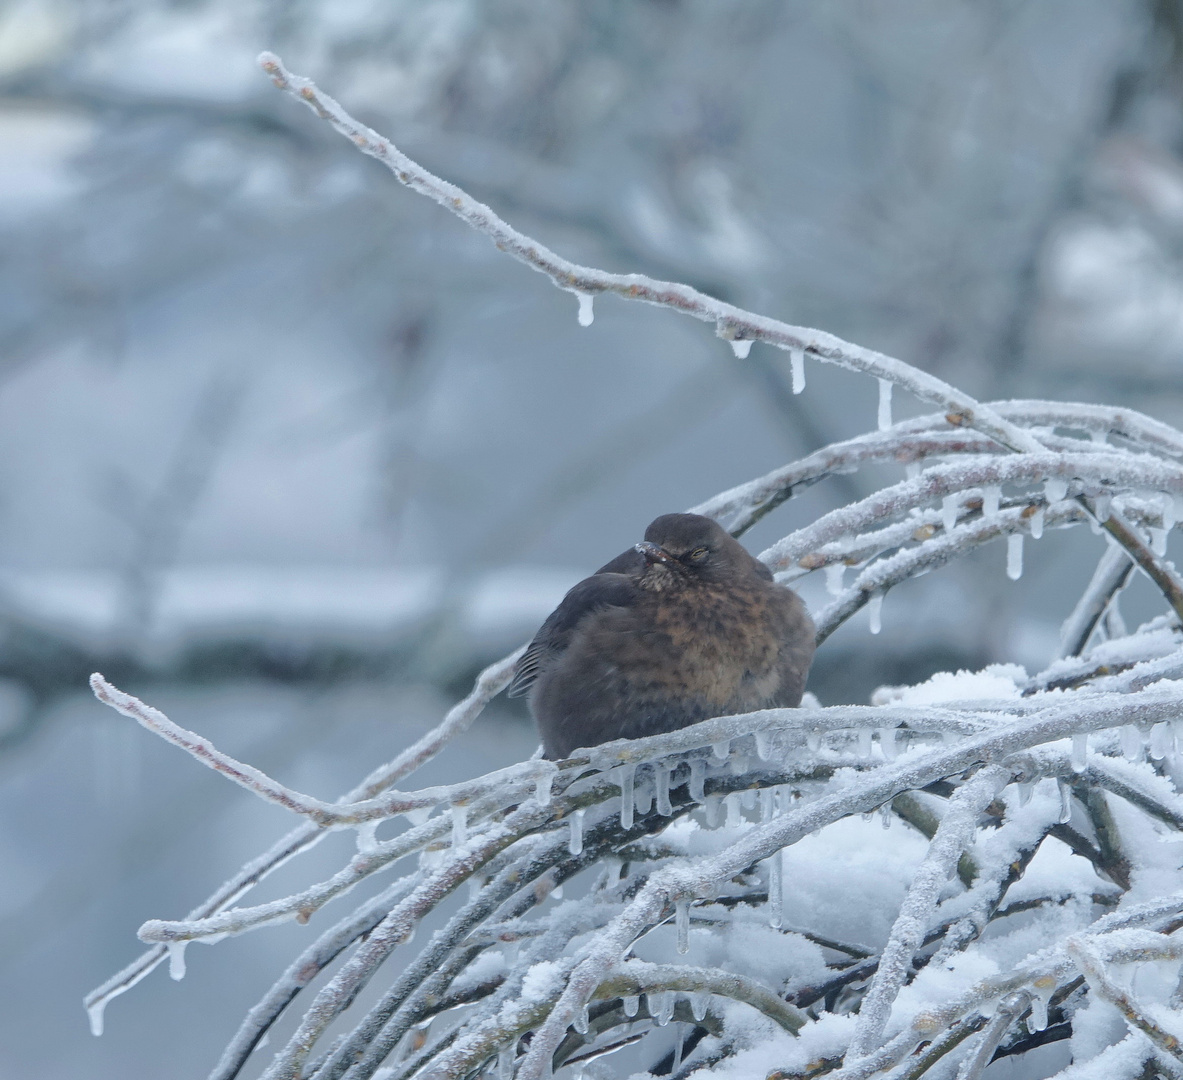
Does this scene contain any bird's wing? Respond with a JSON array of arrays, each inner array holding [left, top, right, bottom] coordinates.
[[595, 546, 645, 576], [508, 572, 639, 698]]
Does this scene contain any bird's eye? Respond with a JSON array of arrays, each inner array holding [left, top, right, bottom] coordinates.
[[688, 547, 709, 561]]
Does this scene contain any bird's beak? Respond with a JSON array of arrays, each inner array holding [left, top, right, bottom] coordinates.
[[635, 540, 676, 566]]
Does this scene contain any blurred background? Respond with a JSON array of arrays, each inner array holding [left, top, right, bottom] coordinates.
[[3, 0, 1183, 1075]]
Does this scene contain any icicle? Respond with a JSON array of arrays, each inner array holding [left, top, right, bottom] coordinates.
[[1121, 725, 1143, 762], [672, 1025, 684, 1073], [619, 764, 636, 830], [1165, 494, 1180, 533], [534, 773, 552, 807], [868, 594, 883, 634], [1152, 528, 1169, 556], [1094, 494, 1112, 523], [906, 462, 921, 481], [877, 378, 893, 431], [1150, 722, 1174, 761], [691, 992, 709, 1022], [1006, 534, 1023, 581], [1057, 780, 1072, 825], [635, 770, 654, 815], [450, 804, 468, 847], [575, 291, 594, 327], [880, 727, 898, 761], [355, 820, 380, 853], [404, 806, 433, 827], [759, 787, 776, 823], [568, 809, 584, 855], [806, 729, 821, 753], [655, 763, 673, 816], [858, 728, 873, 758], [676, 899, 691, 954], [941, 495, 959, 533], [1030, 506, 1045, 540], [1029, 976, 1055, 1032], [704, 794, 722, 828], [711, 739, 730, 761], [983, 486, 1000, 517], [1071, 734, 1088, 773], [87, 999, 106, 1038], [574, 1004, 590, 1034], [689, 758, 706, 803], [725, 792, 742, 829], [1045, 477, 1068, 503], [552, 884, 564, 900], [790, 348, 805, 393], [824, 562, 845, 596], [740, 788, 757, 811], [730, 338, 753, 359], [729, 753, 749, 776], [768, 851, 783, 928], [498, 1046, 514, 1080], [622, 995, 639, 1018], [651, 990, 674, 1026], [1017, 779, 1036, 807], [879, 803, 893, 829], [754, 729, 773, 761], [168, 941, 188, 981]]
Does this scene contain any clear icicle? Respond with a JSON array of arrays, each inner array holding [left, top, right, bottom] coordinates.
[[651, 990, 674, 1026], [1045, 477, 1068, 503], [730, 338, 752, 359], [858, 728, 873, 758], [575, 291, 594, 327], [941, 495, 959, 532], [168, 941, 188, 981], [1150, 722, 1174, 761], [498, 1045, 514, 1080], [806, 729, 821, 753], [1007, 534, 1024, 581], [1030, 506, 1045, 540], [1093, 494, 1112, 523], [740, 788, 757, 811], [635, 771, 653, 815], [725, 792, 742, 828], [768, 851, 784, 928], [1071, 734, 1088, 772], [691, 992, 710, 1022], [534, 773, 552, 807], [1029, 977, 1055, 1032], [983, 486, 1001, 517], [1121, 726, 1143, 762], [704, 794, 722, 828], [689, 758, 706, 803], [877, 378, 893, 431], [868, 594, 883, 634], [1152, 527, 1169, 556], [906, 462, 921, 480], [574, 1004, 589, 1034], [880, 727, 898, 761], [87, 999, 106, 1038], [790, 348, 805, 393], [824, 562, 845, 596], [1058, 780, 1072, 825], [676, 899, 690, 954], [672, 1025, 684, 1073], [568, 809, 584, 855], [879, 803, 893, 829], [355, 820, 380, 853], [619, 764, 636, 830], [754, 730, 772, 761], [655, 763, 673, 816], [1018, 779, 1036, 806], [759, 787, 776, 824], [622, 995, 639, 1018], [712, 739, 730, 761], [450, 804, 468, 847]]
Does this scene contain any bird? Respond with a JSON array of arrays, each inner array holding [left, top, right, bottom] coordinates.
[[509, 512, 816, 760]]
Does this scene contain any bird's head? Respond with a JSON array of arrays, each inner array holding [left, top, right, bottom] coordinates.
[[634, 513, 769, 589]]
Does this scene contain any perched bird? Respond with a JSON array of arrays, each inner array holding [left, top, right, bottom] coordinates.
[[509, 512, 816, 759]]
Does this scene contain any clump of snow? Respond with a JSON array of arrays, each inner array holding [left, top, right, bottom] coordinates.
[[872, 663, 1027, 706]]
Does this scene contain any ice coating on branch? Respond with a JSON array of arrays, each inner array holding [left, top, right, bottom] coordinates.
[[824, 563, 845, 596], [568, 809, 584, 855], [1030, 506, 1045, 540], [676, 899, 690, 953], [168, 941, 188, 981], [878, 379, 893, 431], [1007, 534, 1023, 580], [575, 291, 594, 327], [690, 992, 709, 1022], [619, 764, 635, 829], [790, 348, 805, 393], [868, 594, 883, 634], [730, 338, 753, 359]]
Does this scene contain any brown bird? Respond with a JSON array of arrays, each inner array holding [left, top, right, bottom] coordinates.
[[509, 512, 816, 760]]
